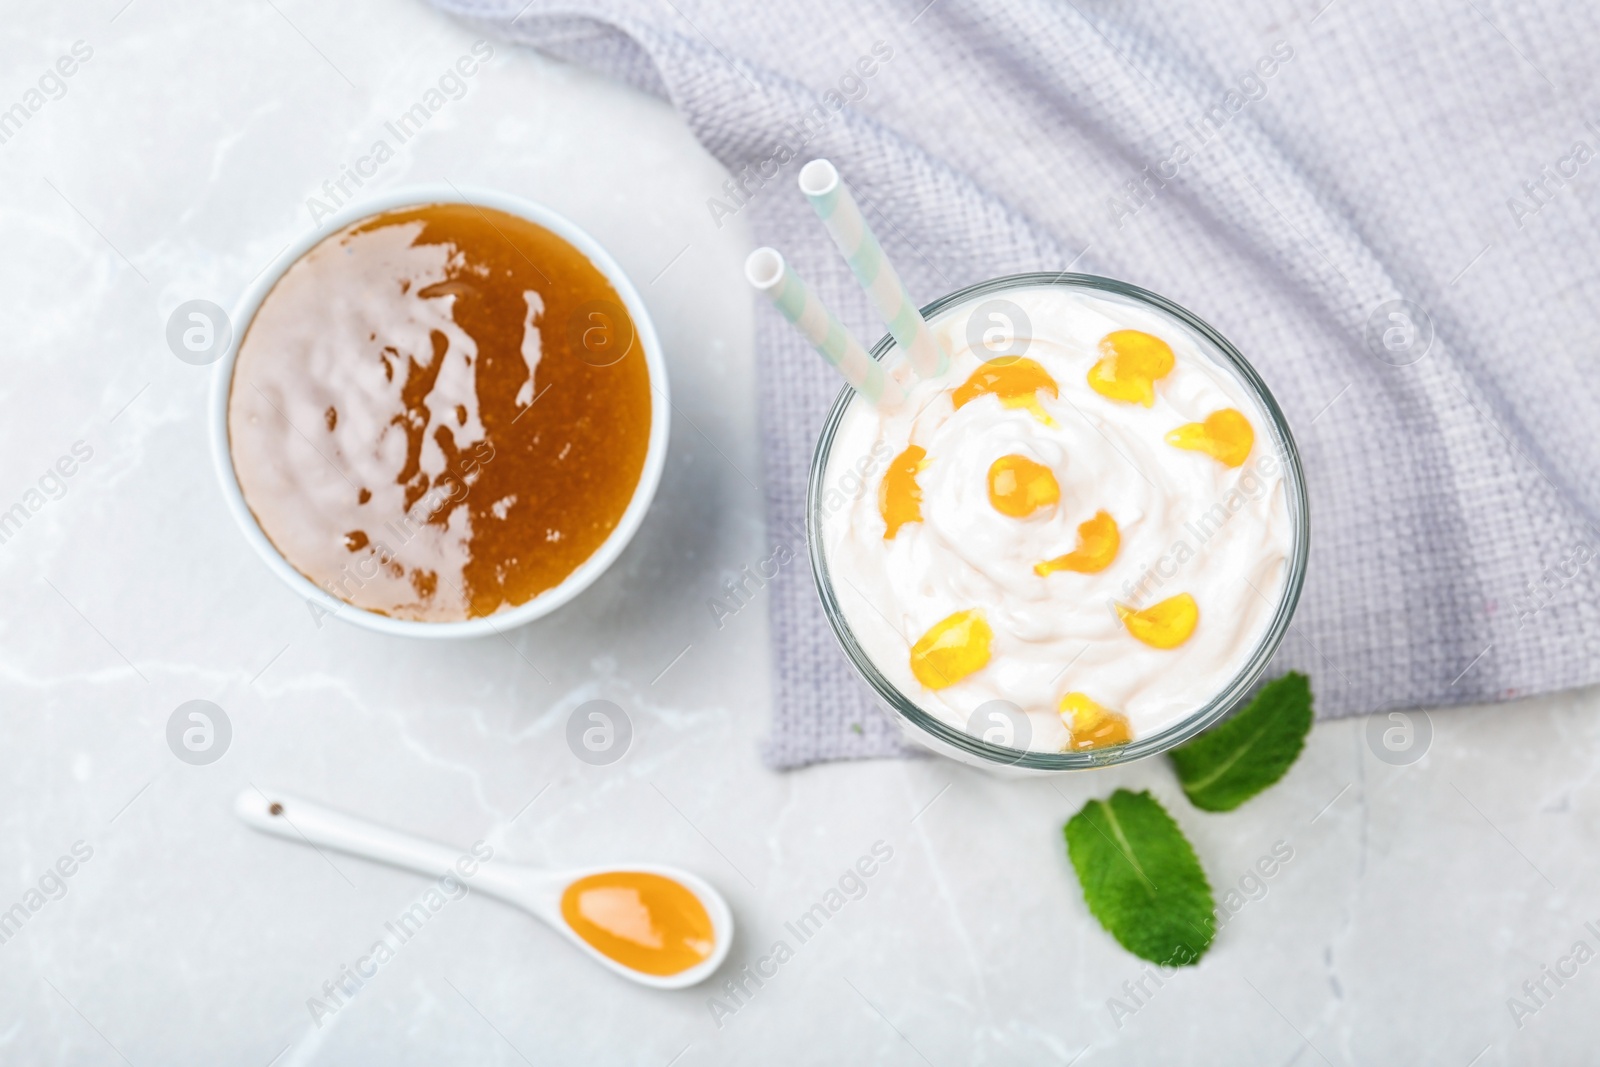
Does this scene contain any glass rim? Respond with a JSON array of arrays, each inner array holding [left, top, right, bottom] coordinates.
[[805, 272, 1311, 771]]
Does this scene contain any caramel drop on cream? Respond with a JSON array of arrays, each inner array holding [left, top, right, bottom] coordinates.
[[559, 872, 716, 977], [1087, 330, 1174, 407], [910, 609, 993, 690], [1058, 692, 1133, 751], [880, 445, 928, 539], [1165, 408, 1254, 468], [1116, 593, 1199, 649], [952, 358, 1058, 423], [987, 454, 1060, 518], [1035, 510, 1120, 575]]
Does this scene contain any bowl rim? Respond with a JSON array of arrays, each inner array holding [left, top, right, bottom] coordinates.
[[211, 183, 670, 639], [806, 272, 1311, 770]]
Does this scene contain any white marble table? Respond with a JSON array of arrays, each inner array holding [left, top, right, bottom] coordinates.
[[2, 2, 1598, 1063]]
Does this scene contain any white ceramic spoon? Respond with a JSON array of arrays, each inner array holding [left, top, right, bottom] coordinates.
[[234, 788, 734, 990]]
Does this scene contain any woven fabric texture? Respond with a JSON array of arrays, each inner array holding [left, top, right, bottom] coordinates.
[[435, 0, 1600, 768]]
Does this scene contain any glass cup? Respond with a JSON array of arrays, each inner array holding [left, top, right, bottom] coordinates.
[[806, 273, 1310, 773]]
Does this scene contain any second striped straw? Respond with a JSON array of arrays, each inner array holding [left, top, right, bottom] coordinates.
[[798, 158, 949, 381]]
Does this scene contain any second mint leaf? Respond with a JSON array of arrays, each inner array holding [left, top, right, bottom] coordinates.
[[1168, 671, 1313, 812]]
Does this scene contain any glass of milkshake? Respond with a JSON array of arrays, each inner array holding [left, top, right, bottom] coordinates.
[[808, 273, 1309, 772]]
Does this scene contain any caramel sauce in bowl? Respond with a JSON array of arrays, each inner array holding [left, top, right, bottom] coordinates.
[[210, 187, 669, 637]]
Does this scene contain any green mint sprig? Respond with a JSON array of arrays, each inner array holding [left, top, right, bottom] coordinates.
[[1064, 789, 1215, 966], [1063, 672, 1315, 965], [1168, 672, 1314, 812]]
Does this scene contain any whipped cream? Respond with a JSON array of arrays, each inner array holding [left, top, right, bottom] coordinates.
[[820, 284, 1293, 753]]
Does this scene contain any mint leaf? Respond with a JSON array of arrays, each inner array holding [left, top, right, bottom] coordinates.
[[1168, 672, 1313, 812], [1063, 789, 1214, 966]]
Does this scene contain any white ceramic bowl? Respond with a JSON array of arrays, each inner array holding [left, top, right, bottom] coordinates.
[[211, 185, 670, 638]]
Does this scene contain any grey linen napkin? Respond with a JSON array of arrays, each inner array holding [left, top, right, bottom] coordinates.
[[435, 0, 1600, 768]]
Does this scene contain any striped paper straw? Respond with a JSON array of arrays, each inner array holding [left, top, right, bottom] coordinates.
[[798, 159, 949, 380], [745, 247, 905, 408]]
